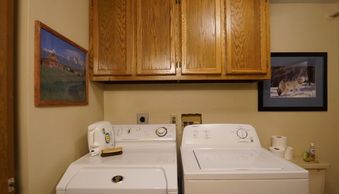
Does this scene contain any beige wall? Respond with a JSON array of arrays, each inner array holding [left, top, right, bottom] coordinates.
[[270, 4, 339, 194], [104, 3, 339, 194], [16, 0, 104, 194], [15, 1, 339, 194]]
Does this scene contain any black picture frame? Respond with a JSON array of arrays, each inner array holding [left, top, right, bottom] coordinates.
[[258, 52, 327, 111]]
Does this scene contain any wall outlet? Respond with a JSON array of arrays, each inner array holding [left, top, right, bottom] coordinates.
[[137, 113, 149, 124]]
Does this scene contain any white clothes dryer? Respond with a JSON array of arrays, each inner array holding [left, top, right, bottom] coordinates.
[[57, 124, 178, 194], [180, 124, 308, 194]]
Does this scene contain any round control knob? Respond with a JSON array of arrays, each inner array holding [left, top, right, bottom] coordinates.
[[155, 127, 168, 137], [236, 128, 248, 139]]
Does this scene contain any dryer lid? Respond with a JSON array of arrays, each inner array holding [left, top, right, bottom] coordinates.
[[64, 167, 167, 194]]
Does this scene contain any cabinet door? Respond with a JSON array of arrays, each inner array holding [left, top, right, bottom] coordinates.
[[225, 0, 269, 75], [136, 0, 176, 75], [181, 0, 223, 74], [92, 0, 134, 75]]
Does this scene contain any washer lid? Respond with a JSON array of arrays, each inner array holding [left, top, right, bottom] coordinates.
[[65, 167, 166, 193], [194, 148, 284, 171], [182, 148, 308, 180]]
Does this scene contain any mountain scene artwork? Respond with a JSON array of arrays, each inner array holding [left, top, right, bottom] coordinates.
[[40, 28, 87, 103]]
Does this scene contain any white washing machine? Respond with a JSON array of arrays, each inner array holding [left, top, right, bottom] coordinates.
[[181, 124, 308, 194], [57, 124, 178, 194]]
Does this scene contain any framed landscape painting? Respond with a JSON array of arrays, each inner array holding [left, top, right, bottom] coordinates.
[[258, 52, 327, 111], [35, 21, 88, 106]]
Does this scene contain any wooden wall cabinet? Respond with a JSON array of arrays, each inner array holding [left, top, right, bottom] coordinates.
[[91, 0, 134, 76], [181, 0, 222, 75], [136, 0, 177, 75], [90, 0, 270, 81], [225, 0, 269, 75]]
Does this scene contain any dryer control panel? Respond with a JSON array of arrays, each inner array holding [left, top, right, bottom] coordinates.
[[113, 124, 176, 142], [181, 124, 261, 148]]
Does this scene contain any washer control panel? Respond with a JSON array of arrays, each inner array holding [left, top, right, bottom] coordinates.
[[113, 124, 176, 141], [181, 124, 261, 148]]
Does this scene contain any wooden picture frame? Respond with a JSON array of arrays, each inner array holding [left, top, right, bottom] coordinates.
[[258, 52, 327, 111], [35, 21, 88, 106]]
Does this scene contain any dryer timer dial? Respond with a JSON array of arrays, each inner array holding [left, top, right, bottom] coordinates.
[[155, 127, 168, 137]]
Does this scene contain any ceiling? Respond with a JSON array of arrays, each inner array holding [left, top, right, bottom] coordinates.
[[271, 0, 338, 3]]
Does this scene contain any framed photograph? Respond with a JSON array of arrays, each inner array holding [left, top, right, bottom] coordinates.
[[258, 52, 327, 111], [35, 21, 88, 106]]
